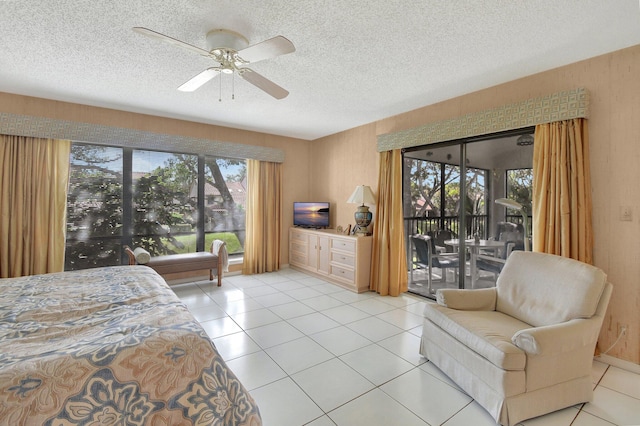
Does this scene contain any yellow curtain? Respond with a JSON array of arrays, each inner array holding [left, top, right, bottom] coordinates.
[[532, 118, 593, 264], [242, 159, 282, 274], [0, 135, 71, 277], [370, 149, 408, 296]]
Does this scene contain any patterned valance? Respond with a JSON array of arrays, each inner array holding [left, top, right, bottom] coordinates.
[[0, 112, 285, 163], [377, 88, 589, 152]]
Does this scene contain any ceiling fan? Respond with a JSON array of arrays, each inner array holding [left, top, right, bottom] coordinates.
[[132, 27, 295, 100]]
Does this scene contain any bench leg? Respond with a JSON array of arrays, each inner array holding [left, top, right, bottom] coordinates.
[[217, 268, 222, 287], [209, 269, 213, 281]]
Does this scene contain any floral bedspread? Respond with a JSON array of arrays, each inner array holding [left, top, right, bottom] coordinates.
[[0, 266, 261, 425]]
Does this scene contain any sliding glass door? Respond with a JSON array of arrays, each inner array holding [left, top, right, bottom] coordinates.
[[404, 130, 534, 298]]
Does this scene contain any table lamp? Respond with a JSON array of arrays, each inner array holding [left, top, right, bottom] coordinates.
[[495, 198, 530, 251], [347, 185, 375, 235]]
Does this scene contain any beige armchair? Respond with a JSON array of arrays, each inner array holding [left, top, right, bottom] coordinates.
[[419, 251, 612, 426]]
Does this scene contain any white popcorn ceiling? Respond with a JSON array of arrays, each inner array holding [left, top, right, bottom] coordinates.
[[1, 1, 640, 141]]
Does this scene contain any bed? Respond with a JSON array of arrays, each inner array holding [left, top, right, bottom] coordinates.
[[0, 265, 261, 425]]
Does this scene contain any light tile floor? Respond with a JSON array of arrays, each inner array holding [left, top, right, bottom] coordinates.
[[172, 268, 640, 426]]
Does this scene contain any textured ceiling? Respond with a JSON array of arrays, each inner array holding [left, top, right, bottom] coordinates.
[[1, 1, 640, 141]]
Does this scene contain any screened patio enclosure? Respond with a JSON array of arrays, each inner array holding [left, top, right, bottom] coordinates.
[[403, 130, 534, 298]]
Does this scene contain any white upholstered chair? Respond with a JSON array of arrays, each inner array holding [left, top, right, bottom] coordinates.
[[420, 251, 612, 426]]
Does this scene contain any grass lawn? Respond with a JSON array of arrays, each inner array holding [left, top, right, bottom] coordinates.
[[167, 232, 243, 255]]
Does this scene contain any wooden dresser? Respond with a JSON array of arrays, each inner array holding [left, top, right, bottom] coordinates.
[[289, 227, 372, 293]]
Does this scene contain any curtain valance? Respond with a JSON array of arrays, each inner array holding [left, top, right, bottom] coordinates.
[[377, 88, 589, 152]]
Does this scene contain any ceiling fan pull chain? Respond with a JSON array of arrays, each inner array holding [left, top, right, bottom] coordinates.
[[232, 71, 235, 100], [219, 71, 222, 102]]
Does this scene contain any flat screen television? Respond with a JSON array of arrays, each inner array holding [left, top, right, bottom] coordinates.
[[293, 202, 330, 228]]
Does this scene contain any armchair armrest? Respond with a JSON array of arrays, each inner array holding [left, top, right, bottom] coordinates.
[[512, 317, 601, 355], [436, 287, 497, 311]]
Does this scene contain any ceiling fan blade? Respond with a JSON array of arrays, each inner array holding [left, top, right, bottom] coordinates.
[[238, 36, 295, 63], [240, 68, 289, 99], [178, 68, 219, 92], [133, 27, 210, 57]]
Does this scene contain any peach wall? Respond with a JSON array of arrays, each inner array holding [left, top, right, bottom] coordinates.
[[0, 92, 312, 265], [311, 44, 640, 365]]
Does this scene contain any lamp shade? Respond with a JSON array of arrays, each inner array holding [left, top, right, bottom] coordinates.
[[347, 185, 375, 205], [495, 198, 523, 210]]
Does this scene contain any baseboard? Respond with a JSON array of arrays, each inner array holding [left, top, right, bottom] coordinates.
[[594, 354, 640, 375]]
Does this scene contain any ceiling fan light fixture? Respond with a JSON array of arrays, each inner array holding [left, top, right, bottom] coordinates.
[[206, 29, 248, 52]]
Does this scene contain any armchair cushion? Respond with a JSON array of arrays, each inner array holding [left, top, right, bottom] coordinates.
[[496, 251, 607, 326], [436, 287, 497, 311], [424, 304, 527, 370]]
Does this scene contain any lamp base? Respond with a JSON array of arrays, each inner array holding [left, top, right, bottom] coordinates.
[[353, 205, 372, 236]]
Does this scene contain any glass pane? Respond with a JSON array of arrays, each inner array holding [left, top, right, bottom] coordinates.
[[65, 144, 123, 270], [132, 150, 198, 255], [203, 157, 246, 255], [506, 168, 533, 234]]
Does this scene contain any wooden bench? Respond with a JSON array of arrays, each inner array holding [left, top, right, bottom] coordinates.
[[124, 241, 227, 286]]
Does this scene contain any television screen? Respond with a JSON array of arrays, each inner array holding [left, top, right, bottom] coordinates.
[[293, 202, 330, 228]]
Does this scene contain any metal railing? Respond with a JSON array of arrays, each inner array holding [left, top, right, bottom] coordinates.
[[404, 215, 488, 239]]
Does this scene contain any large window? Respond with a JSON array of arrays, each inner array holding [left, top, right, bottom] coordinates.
[[66, 145, 123, 270], [132, 150, 198, 255], [65, 143, 246, 270]]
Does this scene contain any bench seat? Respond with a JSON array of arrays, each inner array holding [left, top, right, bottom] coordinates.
[[124, 241, 226, 286]]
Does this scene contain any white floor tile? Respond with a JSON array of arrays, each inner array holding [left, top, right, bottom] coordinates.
[[302, 294, 346, 311], [270, 280, 307, 292], [199, 316, 243, 339], [349, 298, 397, 315], [286, 286, 325, 300], [346, 316, 403, 342], [255, 272, 293, 285], [307, 282, 345, 294], [241, 285, 281, 298], [380, 368, 472, 425], [310, 325, 373, 356], [212, 331, 261, 361], [441, 401, 498, 426], [340, 344, 414, 386], [252, 291, 297, 307], [265, 336, 334, 374], [292, 358, 375, 412], [321, 304, 371, 324], [599, 365, 640, 399], [375, 308, 424, 330], [328, 290, 375, 304], [306, 415, 338, 426], [188, 304, 228, 322], [582, 386, 640, 425], [209, 288, 248, 305], [269, 301, 317, 319], [245, 321, 305, 349], [230, 308, 283, 330], [250, 377, 324, 426], [571, 410, 617, 426], [377, 331, 427, 366], [224, 350, 287, 391], [328, 389, 428, 426], [287, 312, 340, 335], [216, 297, 265, 315]]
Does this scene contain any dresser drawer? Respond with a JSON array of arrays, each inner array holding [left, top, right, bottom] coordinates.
[[291, 241, 306, 255], [331, 238, 355, 253], [291, 231, 307, 243], [330, 251, 355, 267], [291, 252, 307, 265], [330, 265, 355, 283]]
